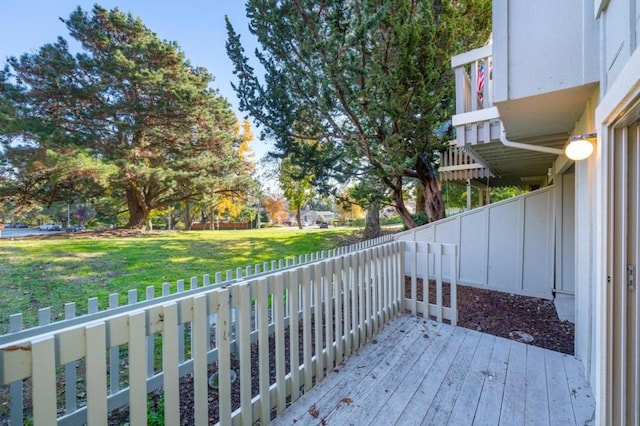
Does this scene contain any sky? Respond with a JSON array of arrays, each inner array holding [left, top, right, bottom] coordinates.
[[0, 0, 271, 157]]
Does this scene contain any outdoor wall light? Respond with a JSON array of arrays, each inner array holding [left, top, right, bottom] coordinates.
[[565, 133, 596, 161]]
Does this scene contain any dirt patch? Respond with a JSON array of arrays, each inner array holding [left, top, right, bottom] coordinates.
[[404, 277, 575, 355]]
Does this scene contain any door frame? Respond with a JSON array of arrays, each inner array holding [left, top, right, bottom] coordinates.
[[595, 48, 640, 425]]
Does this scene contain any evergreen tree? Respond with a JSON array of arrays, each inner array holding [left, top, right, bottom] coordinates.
[[0, 5, 245, 228], [226, 0, 491, 228]]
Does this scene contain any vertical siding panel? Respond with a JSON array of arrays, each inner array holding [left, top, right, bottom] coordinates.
[[128, 311, 147, 426], [273, 274, 287, 414], [31, 336, 56, 424], [85, 322, 107, 426], [162, 303, 180, 426]]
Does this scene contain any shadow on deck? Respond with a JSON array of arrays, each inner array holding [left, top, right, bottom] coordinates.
[[273, 314, 594, 425]]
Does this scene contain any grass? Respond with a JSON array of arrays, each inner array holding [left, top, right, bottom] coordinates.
[[0, 227, 364, 334]]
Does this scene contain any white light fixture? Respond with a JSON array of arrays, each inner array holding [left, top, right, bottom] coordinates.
[[565, 133, 596, 161]]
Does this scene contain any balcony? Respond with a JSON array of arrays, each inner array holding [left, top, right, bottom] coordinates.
[[451, 44, 501, 148], [0, 239, 593, 425], [449, 45, 570, 187]]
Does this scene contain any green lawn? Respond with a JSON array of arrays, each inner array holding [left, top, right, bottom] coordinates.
[[0, 227, 364, 333]]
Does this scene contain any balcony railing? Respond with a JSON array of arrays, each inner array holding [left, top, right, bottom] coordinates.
[[451, 44, 501, 147], [438, 142, 492, 181], [0, 240, 457, 425]]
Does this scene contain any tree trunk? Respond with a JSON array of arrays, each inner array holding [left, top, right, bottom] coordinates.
[[296, 205, 302, 229], [126, 187, 148, 229], [183, 202, 192, 230], [363, 203, 381, 239], [416, 155, 446, 222], [388, 177, 417, 228], [415, 183, 426, 213]]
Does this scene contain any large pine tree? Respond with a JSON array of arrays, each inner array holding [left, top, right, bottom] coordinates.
[[0, 5, 245, 228]]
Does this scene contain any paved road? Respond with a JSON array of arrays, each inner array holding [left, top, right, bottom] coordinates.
[[0, 227, 65, 239]]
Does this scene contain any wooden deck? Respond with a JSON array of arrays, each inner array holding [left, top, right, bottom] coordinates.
[[273, 314, 594, 425]]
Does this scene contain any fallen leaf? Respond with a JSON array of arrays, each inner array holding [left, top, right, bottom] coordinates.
[[340, 397, 353, 405], [308, 404, 319, 419]]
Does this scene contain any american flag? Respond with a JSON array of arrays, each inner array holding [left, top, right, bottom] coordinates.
[[477, 63, 485, 104]]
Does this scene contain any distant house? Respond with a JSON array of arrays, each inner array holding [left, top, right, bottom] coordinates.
[[300, 210, 337, 226]]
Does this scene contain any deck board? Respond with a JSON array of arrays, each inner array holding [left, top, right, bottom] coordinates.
[[471, 337, 511, 426], [545, 350, 578, 425], [420, 329, 482, 425], [393, 326, 469, 426], [358, 320, 455, 424], [447, 332, 496, 425], [271, 314, 595, 426], [524, 345, 551, 425], [499, 340, 527, 425]]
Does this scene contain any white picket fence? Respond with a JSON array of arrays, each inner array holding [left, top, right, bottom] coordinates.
[[0, 240, 457, 425], [1, 235, 395, 342]]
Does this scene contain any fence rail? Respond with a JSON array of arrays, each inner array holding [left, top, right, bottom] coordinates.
[[0, 240, 457, 425]]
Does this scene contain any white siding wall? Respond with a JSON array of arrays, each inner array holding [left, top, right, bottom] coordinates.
[[492, 0, 598, 102], [574, 151, 597, 391], [396, 187, 555, 299], [556, 167, 577, 294], [603, 0, 630, 89]]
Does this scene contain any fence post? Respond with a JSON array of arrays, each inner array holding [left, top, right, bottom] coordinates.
[[301, 266, 313, 392], [108, 294, 120, 395], [64, 303, 77, 413], [177, 280, 185, 363], [272, 273, 287, 414], [145, 286, 155, 376], [287, 269, 301, 402], [9, 314, 23, 426]]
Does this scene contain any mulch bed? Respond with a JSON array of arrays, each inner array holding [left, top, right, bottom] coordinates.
[[404, 277, 575, 355]]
